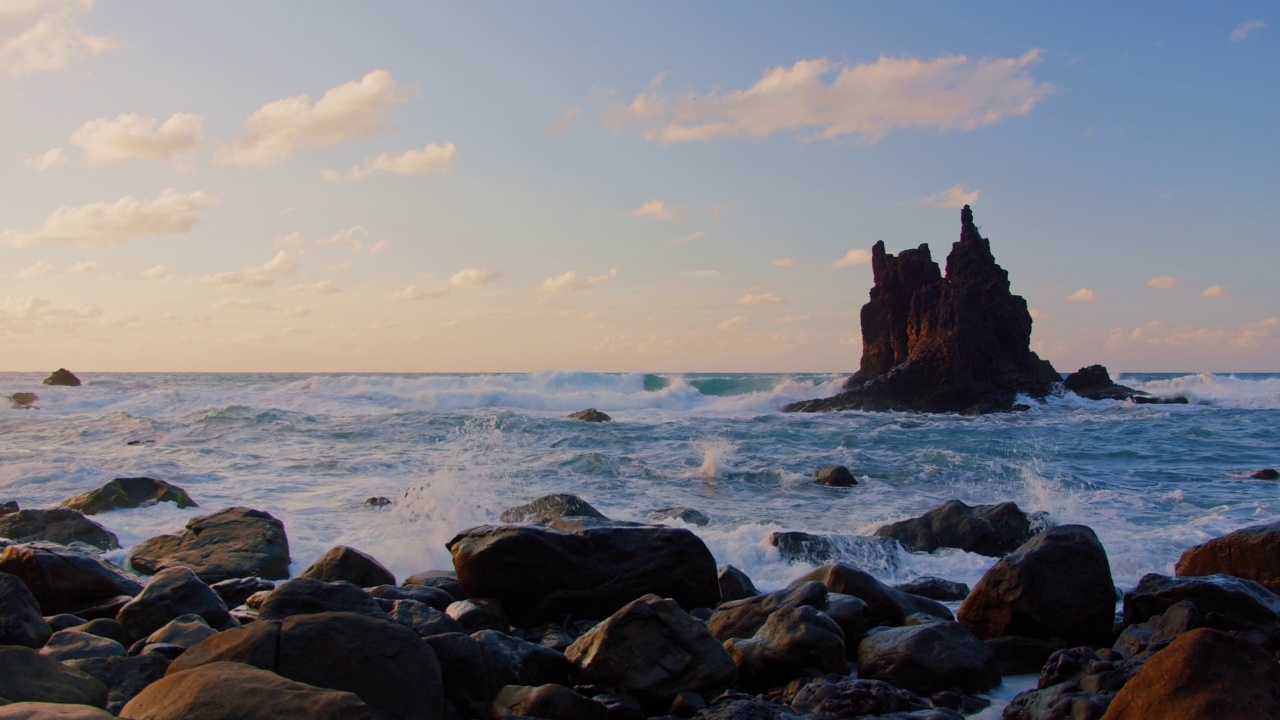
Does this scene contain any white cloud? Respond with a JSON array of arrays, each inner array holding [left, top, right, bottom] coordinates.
[[449, 268, 503, 288], [540, 268, 618, 292], [327, 142, 456, 181], [706, 204, 731, 219], [918, 184, 981, 209], [291, 280, 341, 295], [547, 107, 581, 138], [631, 199, 681, 220], [215, 69, 409, 167], [202, 251, 300, 288], [370, 240, 389, 254], [211, 298, 275, 311], [1107, 318, 1279, 353], [315, 226, 368, 252], [775, 315, 810, 323], [682, 269, 720, 278], [18, 260, 54, 278], [1067, 287, 1097, 303], [717, 315, 748, 331], [390, 285, 447, 301], [1028, 308, 1045, 320], [68, 112, 203, 167], [671, 231, 707, 247], [737, 291, 782, 305], [0, 295, 101, 337], [284, 306, 311, 319], [773, 257, 796, 267], [0, 0, 115, 78], [608, 50, 1052, 144], [3, 189, 217, 247], [142, 264, 172, 280], [1201, 285, 1227, 299], [1231, 19, 1266, 42], [1145, 275, 1178, 290], [274, 232, 306, 250], [24, 147, 68, 171], [830, 248, 872, 268]]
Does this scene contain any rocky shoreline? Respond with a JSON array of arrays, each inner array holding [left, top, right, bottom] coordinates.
[[2, 479, 1278, 719]]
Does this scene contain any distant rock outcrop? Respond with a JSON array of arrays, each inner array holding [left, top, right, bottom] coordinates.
[[43, 368, 82, 386], [786, 206, 1060, 414], [1062, 364, 1187, 404]]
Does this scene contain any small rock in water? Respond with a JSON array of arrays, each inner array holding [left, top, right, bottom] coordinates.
[[648, 506, 710, 526], [1, 500, 18, 516], [43, 368, 82, 386], [125, 439, 154, 446], [1251, 468, 1279, 480], [9, 392, 38, 408], [500, 493, 608, 524], [59, 476, 197, 515], [814, 465, 857, 487], [568, 408, 611, 422], [0, 508, 120, 550], [363, 496, 392, 507], [894, 576, 971, 601]]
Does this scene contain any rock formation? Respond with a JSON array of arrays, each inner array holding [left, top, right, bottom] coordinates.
[[43, 368, 81, 386], [786, 206, 1060, 414]]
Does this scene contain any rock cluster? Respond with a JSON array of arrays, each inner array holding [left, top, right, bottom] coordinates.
[[1062, 364, 1188, 404]]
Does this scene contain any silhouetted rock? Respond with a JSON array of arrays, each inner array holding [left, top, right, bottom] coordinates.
[[568, 408, 611, 422], [490, 684, 609, 720], [876, 500, 1040, 557], [717, 565, 759, 603], [0, 571, 52, 647], [786, 677, 932, 718], [768, 531, 902, 569], [0, 508, 119, 550], [1063, 364, 1187, 404], [128, 506, 290, 582], [814, 465, 857, 487], [500, 494, 608, 524], [856, 620, 999, 696], [1175, 520, 1280, 592], [648, 506, 709, 526], [363, 496, 392, 507], [43, 369, 81, 386], [298, 545, 395, 587], [0, 646, 107, 706], [785, 206, 1061, 414], [1252, 468, 1279, 480], [894, 576, 971, 601], [1, 500, 17, 516], [58, 477, 196, 515]]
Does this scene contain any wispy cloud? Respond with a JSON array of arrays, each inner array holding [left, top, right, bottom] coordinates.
[[918, 184, 980, 209], [211, 298, 276, 311], [0, 0, 115, 77], [1201, 285, 1227, 299], [631, 199, 682, 220], [1067, 287, 1097, 303], [18, 261, 55, 279], [773, 257, 796, 267], [737, 291, 782, 305], [24, 147, 69, 172], [202, 251, 300, 288], [315, 226, 368, 252], [682, 269, 720, 278], [291, 280, 341, 295], [3, 189, 217, 247], [142, 265, 172, 280], [324, 142, 456, 181], [717, 315, 748, 331], [830, 249, 872, 268], [390, 285, 448, 301], [1231, 19, 1266, 42], [671, 231, 707, 247], [449, 268, 503, 288], [62, 112, 204, 167], [547, 107, 581, 138], [216, 69, 408, 167], [608, 50, 1052, 144], [540, 268, 618, 292], [1145, 275, 1178, 290]]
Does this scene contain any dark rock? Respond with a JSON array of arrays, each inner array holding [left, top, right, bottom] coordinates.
[[568, 408, 611, 422], [648, 507, 710, 526], [717, 565, 759, 603], [1120, 573, 1280, 643], [69, 618, 127, 645], [523, 622, 578, 653], [984, 635, 1068, 676], [369, 582, 454, 610], [1036, 646, 1145, 695], [490, 684, 609, 720], [566, 594, 736, 711], [58, 477, 196, 516], [208, 576, 274, 607], [9, 392, 38, 409], [1063, 365, 1142, 401], [823, 593, 871, 648], [0, 571, 52, 647], [500, 494, 608, 524], [1252, 468, 1279, 480], [67, 596, 133, 622], [139, 643, 185, 661], [957, 525, 1115, 647], [788, 676, 931, 717], [792, 563, 954, 627], [1, 500, 18, 516], [814, 466, 857, 487], [669, 691, 707, 718], [47, 614, 89, 632], [894, 576, 971, 601], [128, 506, 290, 583], [298, 545, 395, 587], [0, 702, 115, 718], [1002, 682, 1113, 720], [1111, 600, 1200, 660], [473, 629, 572, 688], [694, 693, 808, 720], [145, 614, 218, 649], [0, 646, 107, 706], [785, 206, 1061, 414], [390, 598, 464, 637], [706, 581, 827, 641], [39, 630, 126, 661], [875, 500, 1041, 557], [448, 597, 509, 632], [43, 369, 81, 386], [121, 661, 374, 719], [447, 523, 719, 627], [257, 577, 388, 621], [115, 567, 232, 643], [0, 542, 142, 615], [66, 654, 170, 715], [0, 509, 119, 550], [856, 621, 999, 696], [405, 571, 465, 601], [768, 531, 902, 569], [726, 604, 849, 692], [1175, 520, 1280, 592], [364, 496, 392, 507], [424, 632, 508, 719]]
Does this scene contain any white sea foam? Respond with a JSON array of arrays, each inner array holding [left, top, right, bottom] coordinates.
[[1122, 372, 1280, 409]]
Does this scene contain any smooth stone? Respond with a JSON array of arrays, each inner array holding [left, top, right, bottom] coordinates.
[[298, 545, 395, 587], [39, 630, 126, 662], [0, 543, 142, 616], [120, 661, 373, 719], [0, 646, 107, 707], [0, 509, 119, 551], [58, 477, 196, 516], [115, 567, 232, 643], [0, 571, 52, 647], [128, 506, 290, 583]]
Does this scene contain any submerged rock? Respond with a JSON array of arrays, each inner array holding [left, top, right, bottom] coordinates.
[[1252, 468, 1279, 480], [43, 368, 81, 386], [9, 392, 38, 409], [0, 508, 119, 550], [568, 408, 611, 422], [128, 506, 290, 582], [648, 506, 710, 526], [58, 477, 197, 515], [814, 465, 857, 487], [1175, 520, 1280, 592], [768, 531, 902, 571], [875, 500, 1040, 557]]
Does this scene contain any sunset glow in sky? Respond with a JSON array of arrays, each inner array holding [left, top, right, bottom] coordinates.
[[3, 2, 1277, 372]]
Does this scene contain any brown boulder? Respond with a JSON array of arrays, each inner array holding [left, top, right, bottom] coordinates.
[[1120, 573, 1280, 642], [725, 604, 849, 692], [59, 478, 196, 516], [792, 563, 953, 627], [0, 704, 114, 719], [128, 506, 290, 583], [9, 392, 38, 409], [0, 543, 142, 616], [1175, 520, 1280, 592], [567, 408, 611, 422], [43, 369, 81, 386], [875, 500, 1039, 557], [716, 565, 759, 603], [856, 621, 999, 696], [115, 567, 232, 643], [121, 661, 373, 719], [0, 509, 119, 550], [298, 545, 394, 587], [64, 655, 170, 716], [489, 684, 608, 720], [706, 580, 827, 641], [0, 570, 52, 647], [0, 646, 107, 707]]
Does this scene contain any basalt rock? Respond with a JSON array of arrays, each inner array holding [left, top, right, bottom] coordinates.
[[0, 508, 119, 550], [298, 545, 395, 587], [568, 408, 611, 422], [1175, 520, 1280, 592], [43, 369, 81, 386], [785, 206, 1061, 415], [9, 392, 38, 409], [875, 500, 1041, 557], [500, 494, 608, 525], [1063, 365, 1187, 404], [58, 477, 196, 516], [128, 506, 290, 583]]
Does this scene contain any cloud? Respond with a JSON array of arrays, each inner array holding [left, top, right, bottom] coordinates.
[[1200, 285, 1227, 299], [390, 285, 447, 301], [775, 315, 810, 323], [202, 251, 300, 288], [291, 280, 341, 295], [1145, 275, 1178, 290], [0, 0, 115, 77], [216, 69, 408, 167], [211, 298, 276, 311], [547, 107, 581, 138], [283, 306, 311, 319], [1231, 19, 1266, 42], [1107, 318, 1279, 353], [3, 189, 217, 247], [706, 204, 731, 219], [682, 269, 720, 278], [67, 112, 203, 167], [737, 291, 782, 305], [631, 199, 681, 220], [671, 231, 707, 247], [370, 240, 389, 253], [449, 268, 503, 288], [18, 261, 54, 279], [540, 268, 618, 292], [773, 257, 796, 267], [142, 264, 172, 280], [717, 315, 748, 331], [68, 260, 97, 274], [608, 50, 1052, 144], [0, 295, 102, 337], [315, 226, 368, 252], [1067, 287, 1097, 303], [326, 142, 456, 181], [918, 184, 980, 209], [24, 147, 68, 171], [830, 248, 872, 268]]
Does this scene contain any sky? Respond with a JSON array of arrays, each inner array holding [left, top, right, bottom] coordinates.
[[1, 1, 1277, 373]]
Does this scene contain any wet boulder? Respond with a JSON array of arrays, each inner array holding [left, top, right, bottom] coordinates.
[[257, 577, 388, 621], [725, 604, 849, 692], [43, 368, 81, 386], [389, 598, 463, 637], [58, 477, 196, 516], [894, 576, 970, 601], [814, 465, 857, 487], [65, 654, 171, 715], [490, 684, 609, 720], [499, 494, 608, 524], [424, 630, 569, 719], [793, 563, 953, 627], [0, 542, 142, 616], [473, 630, 572, 691], [1120, 573, 1280, 642], [145, 614, 218, 649], [39, 630, 126, 662], [957, 525, 1115, 647], [648, 507, 710, 526], [706, 580, 827, 641], [0, 508, 119, 550], [856, 621, 1000, 696], [875, 500, 1039, 557], [0, 646, 107, 706], [1175, 520, 1280, 592], [448, 523, 719, 626], [298, 545, 395, 587], [768, 531, 902, 569], [717, 565, 759, 603], [121, 661, 374, 719], [1252, 468, 1279, 480], [0, 570, 52, 647], [115, 567, 232, 643], [448, 597, 508, 632], [208, 576, 274, 607], [9, 392, 38, 409], [1111, 600, 1200, 660], [128, 506, 290, 582], [568, 408, 611, 422], [368, 582, 454, 610]]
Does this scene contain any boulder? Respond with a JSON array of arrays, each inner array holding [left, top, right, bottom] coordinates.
[[1111, 600, 1200, 660], [298, 545, 394, 587], [792, 563, 953, 627], [768, 531, 902, 569], [120, 661, 373, 719], [39, 630, 126, 662], [208, 576, 274, 607], [648, 507, 710, 526], [447, 523, 719, 626], [0, 543, 142, 615], [404, 571, 465, 601], [785, 206, 1061, 414], [957, 525, 1115, 647], [875, 500, 1039, 557], [1120, 573, 1280, 642], [489, 684, 609, 720], [389, 598, 463, 637], [43, 369, 81, 386], [115, 567, 232, 643], [58, 478, 196, 515], [1, 500, 18, 516], [499, 494, 608, 524], [0, 704, 114, 719], [706, 581, 827, 641], [1175, 520, 1280, 592], [425, 631, 569, 719], [363, 496, 392, 507], [823, 593, 871, 648], [1101, 628, 1280, 719], [448, 598, 508, 632], [169, 611, 443, 720], [1003, 683, 1114, 720], [128, 506, 290, 583], [257, 577, 388, 621], [814, 466, 857, 487], [787, 677, 932, 717], [983, 635, 1068, 676], [565, 594, 736, 710], [0, 646, 107, 706], [725, 604, 849, 692], [567, 408, 611, 422], [472, 630, 572, 694], [1252, 468, 1279, 480], [65, 655, 170, 715], [145, 614, 218, 649], [368, 582, 454, 610], [0, 509, 119, 550], [894, 576, 971, 601], [716, 565, 759, 603], [856, 621, 1000, 696], [0, 571, 52, 647], [9, 392, 38, 409], [1063, 365, 1142, 401]]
